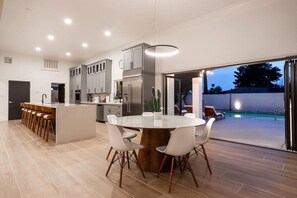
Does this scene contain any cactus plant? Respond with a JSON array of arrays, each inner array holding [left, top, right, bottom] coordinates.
[[152, 87, 161, 112]]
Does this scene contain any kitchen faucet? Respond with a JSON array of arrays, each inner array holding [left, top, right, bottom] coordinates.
[[42, 94, 47, 104]]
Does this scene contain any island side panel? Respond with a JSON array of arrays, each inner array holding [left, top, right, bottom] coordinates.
[[55, 105, 96, 144]]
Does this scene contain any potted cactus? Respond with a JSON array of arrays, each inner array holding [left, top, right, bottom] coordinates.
[[152, 87, 162, 120]]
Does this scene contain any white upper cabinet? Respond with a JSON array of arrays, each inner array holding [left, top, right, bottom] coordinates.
[[86, 59, 112, 94], [123, 44, 144, 71]]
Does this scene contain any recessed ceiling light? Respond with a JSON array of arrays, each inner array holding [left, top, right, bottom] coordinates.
[[47, 35, 55, 40], [82, 43, 88, 48], [64, 18, 72, 25], [65, 52, 71, 56], [104, 31, 111, 37], [35, 47, 41, 51]]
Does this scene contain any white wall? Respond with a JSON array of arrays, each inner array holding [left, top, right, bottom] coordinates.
[[84, 0, 297, 99], [0, 51, 75, 121], [204, 93, 284, 113], [154, 0, 297, 89]]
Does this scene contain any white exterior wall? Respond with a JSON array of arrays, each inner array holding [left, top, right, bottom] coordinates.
[[204, 94, 231, 110], [0, 51, 75, 121], [204, 93, 284, 113]]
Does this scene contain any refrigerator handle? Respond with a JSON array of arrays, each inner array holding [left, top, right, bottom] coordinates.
[[128, 84, 132, 113]]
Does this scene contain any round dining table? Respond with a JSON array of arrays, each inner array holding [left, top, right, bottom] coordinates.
[[110, 115, 206, 173]]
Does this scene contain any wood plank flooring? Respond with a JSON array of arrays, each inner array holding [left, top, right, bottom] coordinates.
[[1, 120, 297, 197]]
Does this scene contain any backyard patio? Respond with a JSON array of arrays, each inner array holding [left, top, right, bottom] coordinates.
[[202, 117, 285, 150]]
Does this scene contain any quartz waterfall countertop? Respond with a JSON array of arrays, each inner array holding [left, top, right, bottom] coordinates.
[[25, 102, 91, 108]]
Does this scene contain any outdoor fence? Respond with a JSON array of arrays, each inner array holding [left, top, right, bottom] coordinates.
[[203, 93, 284, 114]]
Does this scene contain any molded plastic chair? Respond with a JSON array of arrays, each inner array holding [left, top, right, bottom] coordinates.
[[105, 122, 145, 187], [156, 126, 198, 193], [105, 115, 137, 160], [193, 118, 215, 174]]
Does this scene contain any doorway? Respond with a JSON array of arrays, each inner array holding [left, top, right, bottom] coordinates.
[[163, 60, 287, 150], [8, 80, 30, 120], [51, 83, 65, 103]]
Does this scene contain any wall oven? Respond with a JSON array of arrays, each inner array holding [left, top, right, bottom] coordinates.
[[75, 90, 81, 103]]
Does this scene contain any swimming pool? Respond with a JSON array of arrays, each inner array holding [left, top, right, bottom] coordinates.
[[225, 111, 285, 120]]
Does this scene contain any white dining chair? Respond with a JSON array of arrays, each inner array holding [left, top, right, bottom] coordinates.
[[156, 126, 198, 193], [106, 115, 138, 160], [193, 118, 215, 174], [105, 122, 145, 187]]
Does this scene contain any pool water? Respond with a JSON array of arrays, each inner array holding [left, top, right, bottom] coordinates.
[[225, 111, 285, 120]]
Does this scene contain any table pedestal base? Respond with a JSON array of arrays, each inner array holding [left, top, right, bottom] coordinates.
[[138, 128, 171, 173]]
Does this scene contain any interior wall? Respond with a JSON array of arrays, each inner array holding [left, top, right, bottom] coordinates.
[[84, 0, 297, 100], [0, 51, 75, 121], [155, 0, 297, 89]]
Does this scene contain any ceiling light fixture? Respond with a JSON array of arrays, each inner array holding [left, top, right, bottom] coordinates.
[[145, 0, 179, 58], [64, 18, 73, 25], [47, 35, 55, 40], [65, 52, 71, 56], [104, 31, 111, 37], [35, 47, 41, 51], [82, 43, 88, 48]]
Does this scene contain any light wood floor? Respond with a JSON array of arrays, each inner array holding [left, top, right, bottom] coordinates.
[[1, 121, 297, 198]]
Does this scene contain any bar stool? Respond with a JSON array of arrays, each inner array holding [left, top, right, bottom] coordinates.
[[40, 106, 55, 142], [26, 104, 35, 128], [23, 103, 31, 126], [20, 103, 26, 124], [30, 105, 42, 132]]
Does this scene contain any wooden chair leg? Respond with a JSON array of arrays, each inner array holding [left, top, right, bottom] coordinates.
[[119, 152, 125, 188], [106, 147, 113, 160], [46, 120, 52, 142], [157, 154, 167, 178], [168, 156, 175, 193], [37, 117, 42, 135], [132, 150, 145, 178], [202, 145, 212, 174], [106, 151, 117, 176], [126, 151, 130, 169], [42, 119, 47, 139], [185, 154, 199, 187]]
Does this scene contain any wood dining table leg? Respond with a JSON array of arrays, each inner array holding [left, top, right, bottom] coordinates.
[[138, 128, 171, 172]]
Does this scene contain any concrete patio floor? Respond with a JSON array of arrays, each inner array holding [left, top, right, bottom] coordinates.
[[201, 117, 285, 150]]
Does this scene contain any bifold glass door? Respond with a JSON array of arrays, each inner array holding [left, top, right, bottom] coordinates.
[[284, 59, 297, 151], [164, 76, 182, 115]]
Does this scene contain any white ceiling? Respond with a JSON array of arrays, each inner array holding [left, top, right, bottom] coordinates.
[[0, 0, 247, 62]]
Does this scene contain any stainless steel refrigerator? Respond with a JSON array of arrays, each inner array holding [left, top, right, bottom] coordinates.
[[122, 44, 155, 116]]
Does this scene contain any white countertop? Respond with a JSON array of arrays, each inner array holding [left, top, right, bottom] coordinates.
[[25, 102, 92, 108], [80, 101, 122, 106]]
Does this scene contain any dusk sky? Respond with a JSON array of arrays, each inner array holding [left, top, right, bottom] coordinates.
[[206, 61, 285, 91]]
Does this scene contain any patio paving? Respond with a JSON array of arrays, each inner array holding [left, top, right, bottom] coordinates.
[[200, 117, 285, 149]]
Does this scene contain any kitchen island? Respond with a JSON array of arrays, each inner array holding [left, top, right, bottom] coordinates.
[[26, 103, 96, 144]]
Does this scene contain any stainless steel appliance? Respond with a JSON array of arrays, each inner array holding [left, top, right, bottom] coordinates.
[[96, 104, 104, 121], [122, 43, 155, 116], [123, 68, 155, 116], [75, 90, 81, 103]]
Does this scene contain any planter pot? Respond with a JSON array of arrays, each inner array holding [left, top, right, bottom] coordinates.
[[154, 112, 163, 120]]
